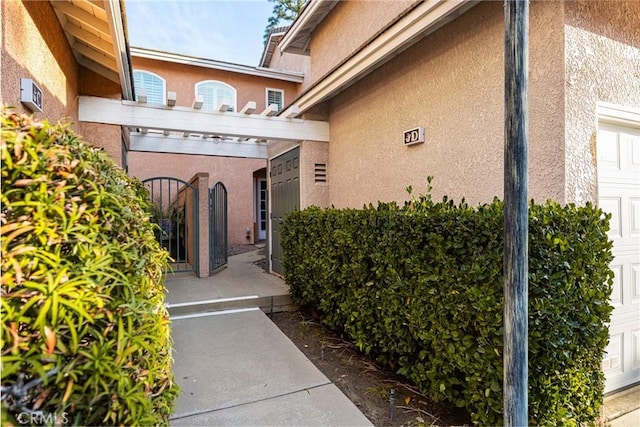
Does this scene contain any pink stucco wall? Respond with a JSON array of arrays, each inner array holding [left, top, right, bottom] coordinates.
[[131, 56, 299, 113], [1, 1, 78, 121], [127, 152, 266, 245], [1, 1, 124, 167]]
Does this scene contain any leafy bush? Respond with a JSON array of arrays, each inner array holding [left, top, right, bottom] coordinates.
[[1, 110, 178, 425], [282, 182, 613, 425]]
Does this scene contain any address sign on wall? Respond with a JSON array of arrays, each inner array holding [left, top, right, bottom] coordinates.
[[403, 127, 425, 146]]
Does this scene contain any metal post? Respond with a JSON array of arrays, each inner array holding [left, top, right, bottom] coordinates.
[[504, 0, 529, 426]]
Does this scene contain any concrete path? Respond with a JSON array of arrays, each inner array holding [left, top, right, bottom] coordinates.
[[169, 308, 372, 426], [166, 249, 636, 426]]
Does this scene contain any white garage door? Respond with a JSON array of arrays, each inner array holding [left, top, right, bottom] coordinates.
[[597, 121, 640, 393]]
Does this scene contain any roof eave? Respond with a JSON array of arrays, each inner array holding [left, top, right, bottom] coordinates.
[[131, 47, 304, 83], [279, 0, 338, 55], [105, 0, 134, 100]]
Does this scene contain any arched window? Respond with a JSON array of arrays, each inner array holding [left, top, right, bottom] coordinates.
[[133, 70, 165, 105], [195, 80, 237, 112]]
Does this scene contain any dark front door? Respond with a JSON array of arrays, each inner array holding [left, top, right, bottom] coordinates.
[[270, 147, 300, 275]]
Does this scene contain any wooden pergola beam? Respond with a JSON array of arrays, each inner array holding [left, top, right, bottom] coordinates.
[[79, 96, 330, 143]]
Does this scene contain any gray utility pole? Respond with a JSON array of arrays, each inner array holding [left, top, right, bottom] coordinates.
[[503, 0, 529, 426]]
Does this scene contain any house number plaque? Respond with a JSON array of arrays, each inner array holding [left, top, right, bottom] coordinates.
[[403, 127, 425, 146]]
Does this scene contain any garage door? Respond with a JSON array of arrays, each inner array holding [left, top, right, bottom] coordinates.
[[597, 122, 640, 393]]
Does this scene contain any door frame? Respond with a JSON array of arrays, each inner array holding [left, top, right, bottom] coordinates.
[[256, 178, 268, 241]]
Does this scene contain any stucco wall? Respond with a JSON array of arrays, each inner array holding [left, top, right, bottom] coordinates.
[[131, 56, 298, 112], [1, 1, 125, 167], [1, 1, 78, 122], [309, 0, 416, 85], [564, 1, 640, 204], [300, 141, 330, 209], [127, 152, 266, 245], [326, 1, 566, 208], [267, 48, 311, 93]]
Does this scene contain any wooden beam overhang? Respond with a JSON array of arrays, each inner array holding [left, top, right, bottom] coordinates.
[[51, 0, 134, 96], [129, 133, 268, 159], [79, 96, 330, 144]]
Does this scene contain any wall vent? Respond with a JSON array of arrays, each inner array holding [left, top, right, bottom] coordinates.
[[314, 163, 327, 183]]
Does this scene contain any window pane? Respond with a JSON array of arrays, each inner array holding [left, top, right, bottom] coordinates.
[[196, 81, 236, 112], [133, 71, 165, 104], [267, 90, 283, 111]]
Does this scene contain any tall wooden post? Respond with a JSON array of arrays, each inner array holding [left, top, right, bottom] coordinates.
[[504, 0, 529, 425]]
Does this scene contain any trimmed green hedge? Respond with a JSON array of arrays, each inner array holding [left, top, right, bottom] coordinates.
[[282, 185, 613, 425], [1, 111, 178, 425]]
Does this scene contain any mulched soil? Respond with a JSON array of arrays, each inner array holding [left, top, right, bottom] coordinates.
[[268, 309, 471, 427]]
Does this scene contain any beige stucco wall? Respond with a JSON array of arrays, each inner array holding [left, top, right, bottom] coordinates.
[[300, 141, 330, 209], [267, 48, 311, 93], [309, 0, 416, 86], [1, 0, 79, 122], [131, 56, 298, 112], [563, 0, 640, 204], [127, 152, 266, 245], [326, 1, 566, 208]]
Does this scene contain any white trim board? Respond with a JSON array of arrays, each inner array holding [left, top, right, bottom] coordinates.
[[79, 96, 329, 143], [597, 102, 640, 128], [131, 47, 305, 83], [130, 133, 268, 159]]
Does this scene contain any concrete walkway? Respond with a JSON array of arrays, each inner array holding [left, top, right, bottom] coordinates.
[[167, 250, 372, 426], [166, 249, 637, 426]]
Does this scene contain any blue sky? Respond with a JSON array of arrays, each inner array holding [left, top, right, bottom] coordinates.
[[125, 0, 277, 66]]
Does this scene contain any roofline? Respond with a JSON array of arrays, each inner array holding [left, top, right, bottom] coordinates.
[[105, 0, 134, 100], [281, 0, 477, 117], [130, 47, 305, 83], [279, 0, 338, 55], [259, 27, 289, 68]]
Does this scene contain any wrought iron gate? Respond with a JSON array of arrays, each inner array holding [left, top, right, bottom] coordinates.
[[143, 177, 198, 274], [209, 182, 228, 272]]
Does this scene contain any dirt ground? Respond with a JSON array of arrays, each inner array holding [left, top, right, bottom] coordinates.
[[268, 310, 471, 427]]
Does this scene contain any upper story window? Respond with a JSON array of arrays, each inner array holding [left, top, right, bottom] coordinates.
[[195, 80, 237, 112], [133, 70, 165, 105], [266, 88, 284, 112]]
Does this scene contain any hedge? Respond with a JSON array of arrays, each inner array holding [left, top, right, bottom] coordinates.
[[281, 184, 613, 425], [1, 110, 178, 425]]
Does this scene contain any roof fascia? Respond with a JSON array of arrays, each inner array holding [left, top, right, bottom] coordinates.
[[131, 47, 305, 83], [259, 29, 287, 68], [105, 0, 134, 100], [279, 0, 337, 55], [281, 0, 477, 117]]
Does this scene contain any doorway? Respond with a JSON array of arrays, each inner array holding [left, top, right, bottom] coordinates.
[[270, 147, 300, 275]]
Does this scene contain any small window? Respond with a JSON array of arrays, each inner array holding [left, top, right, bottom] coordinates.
[[133, 70, 166, 104], [196, 80, 237, 112], [266, 88, 284, 112]]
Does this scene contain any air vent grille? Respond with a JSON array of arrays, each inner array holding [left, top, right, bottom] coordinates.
[[314, 163, 327, 183]]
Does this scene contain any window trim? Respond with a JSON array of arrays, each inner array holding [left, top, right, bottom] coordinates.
[[265, 87, 285, 112], [195, 80, 237, 112], [132, 69, 166, 105]]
